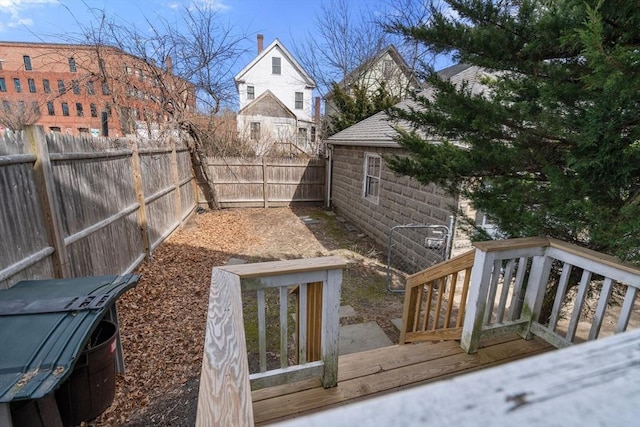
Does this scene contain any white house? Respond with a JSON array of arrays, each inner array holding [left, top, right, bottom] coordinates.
[[235, 35, 318, 155]]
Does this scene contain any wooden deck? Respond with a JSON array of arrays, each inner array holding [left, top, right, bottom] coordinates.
[[252, 334, 553, 425]]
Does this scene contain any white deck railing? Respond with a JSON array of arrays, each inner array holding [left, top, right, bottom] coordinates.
[[196, 256, 345, 426], [461, 237, 640, 353]]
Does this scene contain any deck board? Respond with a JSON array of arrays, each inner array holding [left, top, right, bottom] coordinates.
[[252, 334, 553, 425]]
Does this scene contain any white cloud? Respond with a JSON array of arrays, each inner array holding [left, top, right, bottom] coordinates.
[[0, 0, 58, 30], [190, 0, 230, 12]]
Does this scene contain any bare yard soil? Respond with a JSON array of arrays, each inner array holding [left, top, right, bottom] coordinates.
[[92, 206, 405, 426]]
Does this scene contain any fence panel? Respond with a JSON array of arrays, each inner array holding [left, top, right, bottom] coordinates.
[[206, 157, 325, 208], [0, 127, 197, 287]]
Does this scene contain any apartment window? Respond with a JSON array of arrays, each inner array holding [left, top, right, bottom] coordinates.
[[49, 126, 61, 133], [32, 101, 40, 114], [247, 85, 255, 100], [90, 103, 97, 117], [0, 78, 5, 92], [23, 55, 32, 70], [13, 78, 22, 93], [272, 57, 281, 74], [43, 79, 51, 93], [47, 101, 55, 116], [0, 60, 3, 70], [17, 101, 25, 112], [78, 127, 89, 134], [99, 59, 106, 75], [250, 122, 260, 141], [62, 102, 69, 116], [87, 81, 95, 95], [363, 153, 381, 203], [295, 92, 303, 109], [69, 57, 77, 72], [72, 80, 80, 95], [28, 78, 36, 93], [76, 102, 83, 116], [102, 82, 109, 95], [3, 100, 10, 112], [57, 80, 66, 94]]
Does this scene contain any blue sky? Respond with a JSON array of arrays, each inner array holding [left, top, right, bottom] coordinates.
[[0, 0, 385, 56]]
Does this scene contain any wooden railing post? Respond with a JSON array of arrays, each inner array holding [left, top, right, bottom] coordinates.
[[25, 125, 70, 278], [460, 248, 495, 353], [320, 268, 342, 388], [197, 269, 254, 426], [518, 253, 553, 340]]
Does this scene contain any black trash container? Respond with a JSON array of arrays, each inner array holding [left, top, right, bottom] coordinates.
[[55, 319, 118, 426]]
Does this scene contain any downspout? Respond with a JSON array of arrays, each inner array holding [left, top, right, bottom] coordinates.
[[325, 144, 333, 208]]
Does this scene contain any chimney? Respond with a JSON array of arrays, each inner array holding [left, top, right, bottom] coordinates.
[[314, 96, 321, 126], [257, 34, 264, 54], [165, 56, 173, 74]]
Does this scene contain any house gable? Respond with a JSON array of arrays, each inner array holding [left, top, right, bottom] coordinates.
[[239, 90, 296, 119], [234, 39, 315, 87]]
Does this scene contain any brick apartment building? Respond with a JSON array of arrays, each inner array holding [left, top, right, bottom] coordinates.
[[0, 41, 194, 137]]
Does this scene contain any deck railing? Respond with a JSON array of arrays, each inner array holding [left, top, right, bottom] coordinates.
[[196, 256, 345, 426], [400, 250, 475, 343], [460, 237, 640, 353]]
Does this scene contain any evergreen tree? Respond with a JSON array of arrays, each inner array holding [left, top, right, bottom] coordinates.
[[386, 0, 640, 262], [327, 82, 400, 136]]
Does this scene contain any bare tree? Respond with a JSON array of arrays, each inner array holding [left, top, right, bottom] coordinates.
[[66, 3, 250, 208], [0, 100, 41, 132], [292, 0, 390, 98]]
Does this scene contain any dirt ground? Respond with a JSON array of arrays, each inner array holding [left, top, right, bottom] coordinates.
[[92, 206, 405, 426]]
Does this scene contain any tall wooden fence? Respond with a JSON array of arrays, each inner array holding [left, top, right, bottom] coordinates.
[[206, 157, 325, 208], [0, 126, 196, 289]]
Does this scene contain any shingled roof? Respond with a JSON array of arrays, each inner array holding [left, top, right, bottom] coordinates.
[[325, 64, 485, 147]]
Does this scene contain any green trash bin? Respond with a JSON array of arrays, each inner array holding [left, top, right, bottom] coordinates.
[[55, 319, 118, 426]]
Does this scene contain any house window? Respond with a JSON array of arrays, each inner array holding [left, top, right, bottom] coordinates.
[[32, 101, 40, 114], [3, 100, 10, 112], [250, 122, 260, 141], [62, 102, 69, 116], [76, 102, 83, 116], [87, 81, 95, 95], [47, 101, 55, 116], [43, 79, 51, 93], [72, 80, 80, 94], [0, 78, 5, 92], [69, 57, 77, 72], [57, 80, 66, 94], [295, 92, 303, 109], [90, 103, 97, 117], [297, 127, 307, 145], [272, 57, 281, 74], [13, 78, 22, 93], [247, 85, 255, 100], [102, 82, 109, 95], [363, 153, 381, 202], [23, 55, 32, 70], [28, 78, 36, 93]]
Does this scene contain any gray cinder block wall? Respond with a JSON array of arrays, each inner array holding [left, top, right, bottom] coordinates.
[[330, 145, 472, 273]]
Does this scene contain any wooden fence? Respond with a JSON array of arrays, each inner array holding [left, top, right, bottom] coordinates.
[[206, 157, 325, 208], [0, 126, 197, 289]]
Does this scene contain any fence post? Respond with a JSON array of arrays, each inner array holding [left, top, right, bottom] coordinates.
[[170, 138, 183, 222], [262, 157, 269, 208], [25, 125, 70, 278], [129, 139, 151, 261]]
